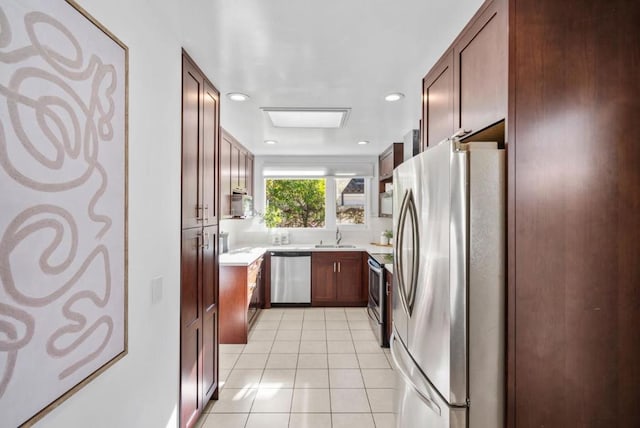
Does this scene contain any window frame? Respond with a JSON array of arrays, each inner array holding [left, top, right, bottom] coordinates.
[[263, 176, 370, 230]]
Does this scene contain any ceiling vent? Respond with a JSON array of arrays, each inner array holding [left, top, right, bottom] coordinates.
[[262, 107, 350, 128]]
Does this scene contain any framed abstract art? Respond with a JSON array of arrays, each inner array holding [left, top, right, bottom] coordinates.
[[0, 0, 128, 426]]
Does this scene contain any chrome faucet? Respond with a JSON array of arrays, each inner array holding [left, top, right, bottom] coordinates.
[[336, 227, 342, 245]]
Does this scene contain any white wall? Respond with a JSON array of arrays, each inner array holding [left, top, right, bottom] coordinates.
[[35, 1, 183, 427], [218, 155, 393, 250]]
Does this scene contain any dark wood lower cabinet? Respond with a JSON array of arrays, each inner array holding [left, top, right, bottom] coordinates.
[[219, 257, 264, 344], [508, 0, 640, 426], [180, 226, 218, 428], [247, 261, 264, 327], [201, 226, 218, 401], [311, 252, 364, 306], [180, 228, 200, 428]]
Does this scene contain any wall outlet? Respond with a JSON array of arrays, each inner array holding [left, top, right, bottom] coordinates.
[[151, 276, 163, 304]]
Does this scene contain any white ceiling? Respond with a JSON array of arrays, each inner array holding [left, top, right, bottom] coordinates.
[[181, 0, 484, 156]]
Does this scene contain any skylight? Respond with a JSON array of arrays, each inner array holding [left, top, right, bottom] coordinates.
[[262, 108, 350, 128]]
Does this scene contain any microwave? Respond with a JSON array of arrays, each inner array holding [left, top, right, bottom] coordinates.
[[379, 192, 392, 216], [231, 194, 253, 218]]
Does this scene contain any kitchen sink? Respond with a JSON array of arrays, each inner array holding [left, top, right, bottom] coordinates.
[[314, 244, 357, 248]]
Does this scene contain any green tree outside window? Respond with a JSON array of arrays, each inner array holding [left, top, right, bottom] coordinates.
[[265, 179, 326, 228]]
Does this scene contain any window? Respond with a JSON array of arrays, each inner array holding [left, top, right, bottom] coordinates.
[[265, 179, 326, 228], [336, 177, 365, 225]]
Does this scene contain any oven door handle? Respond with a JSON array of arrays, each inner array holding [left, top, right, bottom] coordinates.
[[367, 258, 383, 275]]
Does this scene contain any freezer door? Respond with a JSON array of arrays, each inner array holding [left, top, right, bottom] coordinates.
[[392, 156, 422, 346], [408, 141, 469, 406], [390, 331, 467, 428]]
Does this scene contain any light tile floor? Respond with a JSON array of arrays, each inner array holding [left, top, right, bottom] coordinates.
[[196, 307, 397, 428]]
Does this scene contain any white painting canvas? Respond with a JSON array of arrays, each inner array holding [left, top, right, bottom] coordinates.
[[0, 1, 128, 426]]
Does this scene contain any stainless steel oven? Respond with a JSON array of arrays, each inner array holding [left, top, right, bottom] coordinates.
[[367, 256, 387, 347]]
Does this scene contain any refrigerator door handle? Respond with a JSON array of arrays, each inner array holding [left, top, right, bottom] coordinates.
[[390, 331, 442, 416], [394, 190, 412, 317], [404, 191, 420, 314]]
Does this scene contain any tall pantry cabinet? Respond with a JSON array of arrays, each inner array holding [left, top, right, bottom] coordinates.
[[180, 51, 220, 428]]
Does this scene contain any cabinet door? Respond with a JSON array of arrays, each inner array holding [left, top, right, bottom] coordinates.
[[246, 155, 254, 196], [201, 225, 218, 402], [379, 149, 393, 179], [181, 228, 201, 428], [422, 50, 454, 149], [238, 150, 247, 191], [202, 82, 219, 226], [336, 252, 363, 303], [231, 145, 240, 190], [454, 0, 507, 134], [181, 58, 202, 229], [220, 133, 232, 218], [219, 266, 249, 344], [312, 253, 337, 304]]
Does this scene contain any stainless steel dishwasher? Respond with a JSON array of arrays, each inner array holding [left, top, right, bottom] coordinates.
[[270, 251, 311, 304]]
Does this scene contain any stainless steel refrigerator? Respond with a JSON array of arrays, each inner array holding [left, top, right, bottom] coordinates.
[[391, 139, 505, 428]]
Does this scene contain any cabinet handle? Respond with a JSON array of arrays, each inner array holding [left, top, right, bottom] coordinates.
[[333, 262, 336, 273], [386, 281, 391, 296], [451, 129, 472, 140], [338, 262, 341, 273], [196, 204, 210, 222], [200, 231, 210, 249]]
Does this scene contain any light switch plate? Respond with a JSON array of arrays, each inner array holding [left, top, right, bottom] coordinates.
[[151, 276, 163, 304]]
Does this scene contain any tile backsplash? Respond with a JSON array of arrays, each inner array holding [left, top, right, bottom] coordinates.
[[219, 217, 393, 251]]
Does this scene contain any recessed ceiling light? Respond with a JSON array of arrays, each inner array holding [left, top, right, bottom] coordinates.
[[262, 108, 350, 128], [227, 92, 249, 101], [384, 92, 405, 102], [264, 140, 277, 145], [357, 140, 369, 145]]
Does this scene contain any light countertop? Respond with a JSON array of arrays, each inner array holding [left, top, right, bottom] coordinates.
[[218, 247, 268, 267], [219, 243, 393, 266]]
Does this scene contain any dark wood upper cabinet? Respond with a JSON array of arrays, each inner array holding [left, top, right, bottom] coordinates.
[[246, 156, 254, 197], [238, 150, 247, 191], [202, 83, 219, 225], [220, 129, 255, 218], [181, 60, 201, 229], [378, 143, 403, 217], [378, 143, 403, 179], [220, 133, 232, 220], [231, 145, 240, 190], [454, 0, 507, 134], [182, 57, 219, 229], [421, 0, 507, 149], [422, 50, 454, 149]]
